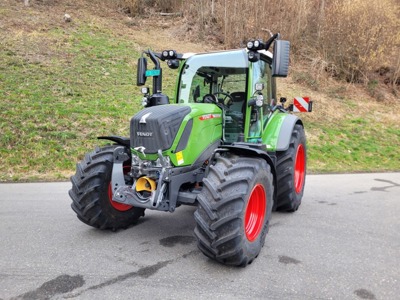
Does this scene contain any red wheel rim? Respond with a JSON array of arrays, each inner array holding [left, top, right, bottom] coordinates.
[[108, 166, 133, 211], [245, 184, 266, 242], [294, 144, 305, 194]]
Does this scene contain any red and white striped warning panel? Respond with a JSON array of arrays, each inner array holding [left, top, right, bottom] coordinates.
[[293, 97, 312, 112]]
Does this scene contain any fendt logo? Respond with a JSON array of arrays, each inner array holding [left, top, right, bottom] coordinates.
[[137, 132, 153, 137], [140, 112, 152, 124]]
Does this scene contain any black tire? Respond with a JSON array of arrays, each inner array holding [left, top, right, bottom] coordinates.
[[194, 153, 274, 266], [69, 145, 145, 230], [275, 124, 306, 212]]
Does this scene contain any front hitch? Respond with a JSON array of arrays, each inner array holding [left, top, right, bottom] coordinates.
[[111, 148, 170, 211], [110, 146, 130, 197]]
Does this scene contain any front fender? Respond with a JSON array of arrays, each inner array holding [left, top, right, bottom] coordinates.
[[216, 143, 277, 202], [98, 135, 130, 147]]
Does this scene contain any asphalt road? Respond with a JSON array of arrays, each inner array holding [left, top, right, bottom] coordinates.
[[1, 173, 399, 300]]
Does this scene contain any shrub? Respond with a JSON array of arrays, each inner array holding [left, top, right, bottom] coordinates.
[[319, 0, 400, 83], [118, 0, 400, 86]]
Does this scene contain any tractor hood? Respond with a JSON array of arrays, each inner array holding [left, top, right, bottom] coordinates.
[[130, 104, 223, 166], [131, 105, 191, 154]]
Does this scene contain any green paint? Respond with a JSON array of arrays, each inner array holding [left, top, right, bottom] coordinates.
[[168, 103, 222, 166], [131, 103, 222, 166], [243, 62, 254, 141], [262, 111, 287, 151]]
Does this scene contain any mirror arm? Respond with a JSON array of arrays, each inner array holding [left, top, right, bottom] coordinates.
[[264, 33, 280, 51], [147, 50, 160, 70], [146, 49, 162, 94]]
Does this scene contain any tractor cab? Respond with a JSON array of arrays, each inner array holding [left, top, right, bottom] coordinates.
[[178, 49, 249, 143], [136, 35, 290, 145], [177, 49, 275, 144]]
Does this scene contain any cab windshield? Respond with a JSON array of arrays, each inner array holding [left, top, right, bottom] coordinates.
[[177, 50, 249, 104]]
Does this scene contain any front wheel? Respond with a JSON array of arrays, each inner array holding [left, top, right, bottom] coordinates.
[[69, 145, 145, 230], [194, 153, 274, 266]]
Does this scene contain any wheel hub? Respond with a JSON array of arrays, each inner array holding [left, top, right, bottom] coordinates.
[[294, 144, 305, 194], [245, 184, 266, 242]]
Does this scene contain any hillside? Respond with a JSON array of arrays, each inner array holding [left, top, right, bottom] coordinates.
[[0, 0, 399, 181]]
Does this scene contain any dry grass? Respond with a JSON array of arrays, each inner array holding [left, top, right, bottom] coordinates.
[[320, 0, 400, 83], [118, 0, 400, 88]]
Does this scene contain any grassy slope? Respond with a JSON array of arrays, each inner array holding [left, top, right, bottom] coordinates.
[[279, 77, 400, 173], [0, 1, 399, 181]]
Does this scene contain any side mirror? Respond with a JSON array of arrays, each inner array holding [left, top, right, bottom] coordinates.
[[272, 40, 290, 77], [137, 57, 147, 86]]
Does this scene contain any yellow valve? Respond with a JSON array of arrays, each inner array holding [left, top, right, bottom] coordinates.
[[136, 177, 156, 192]]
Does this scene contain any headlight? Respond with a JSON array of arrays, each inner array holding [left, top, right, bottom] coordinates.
[[248, 51, 260, 62]]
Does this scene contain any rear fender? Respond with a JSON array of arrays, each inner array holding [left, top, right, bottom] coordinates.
[[276, 115, 303, 151], [263, 113, 303, 152]]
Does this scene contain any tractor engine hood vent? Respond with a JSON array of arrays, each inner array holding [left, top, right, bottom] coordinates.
[[130, 105, 191, 154]]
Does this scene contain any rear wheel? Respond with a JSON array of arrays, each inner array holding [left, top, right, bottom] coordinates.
[[275, 124, 306, 212], [69, 145, 145, 230], [194, 153, 273, 266]]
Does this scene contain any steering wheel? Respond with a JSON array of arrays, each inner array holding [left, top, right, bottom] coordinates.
[[202, 94, 218, 104], [203, 92, 234, 107]]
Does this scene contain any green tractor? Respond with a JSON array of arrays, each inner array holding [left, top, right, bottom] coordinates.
[[69, 33, 311, 266]]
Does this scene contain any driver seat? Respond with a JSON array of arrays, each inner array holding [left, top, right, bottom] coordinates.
[[229, 92, 246, 114], [224, 92, 246, 144]]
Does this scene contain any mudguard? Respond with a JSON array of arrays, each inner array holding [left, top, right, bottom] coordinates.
[[98, 135, 130, 147], [216, 143, 277, 201], [263, 112, 303, 152]]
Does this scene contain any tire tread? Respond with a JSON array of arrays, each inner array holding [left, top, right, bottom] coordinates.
[[69, 145, 145, 230]]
